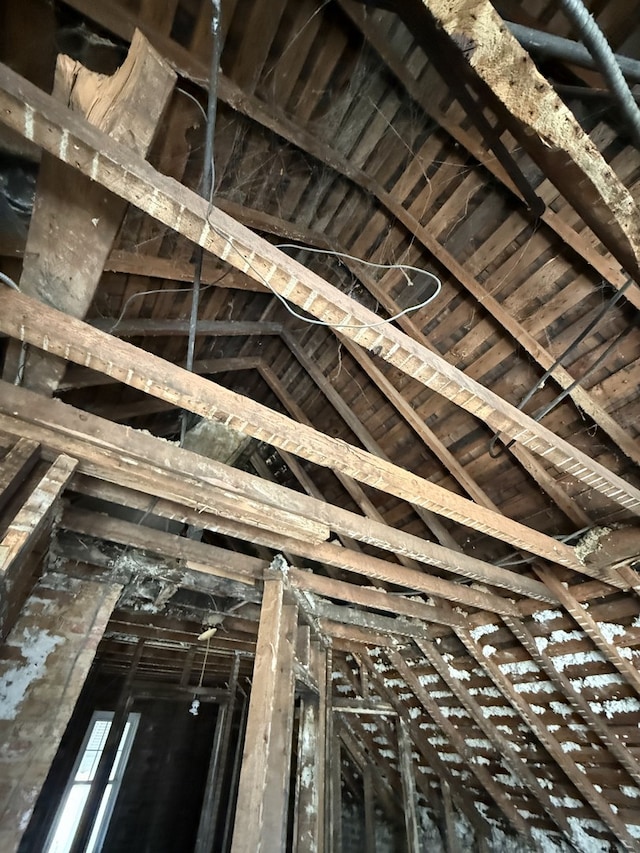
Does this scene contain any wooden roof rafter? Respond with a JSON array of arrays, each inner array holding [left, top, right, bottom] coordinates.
[[1, 63, 637, 527]]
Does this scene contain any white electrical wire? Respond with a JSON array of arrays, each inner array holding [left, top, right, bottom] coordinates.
[[215, 236, 442, 330]]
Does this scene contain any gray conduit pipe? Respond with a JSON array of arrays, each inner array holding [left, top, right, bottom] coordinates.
[[558, 0, 640, 148]]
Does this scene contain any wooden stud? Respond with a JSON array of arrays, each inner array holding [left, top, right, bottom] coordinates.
[[231, 567, 298, 853]]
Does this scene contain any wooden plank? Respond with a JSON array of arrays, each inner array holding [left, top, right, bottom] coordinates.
[[91, 318, 282, 337], [536, 568, 640, 699], [413, 0, 640, 285], [0, 385, 532, 612], [388, 649, 532, 840], [455, 626, 640, 850], [231, 567, 297, 853], [0, 64, 636, 519], [0, 454, 77, 574], [0, 438, 40, 515], [0, 291, 603, 580], [397, 718, 421, 853], [338, 0, 640, 315], [293, 650, 325, 853], [415, 638, 577, 845], [502, 614, 640, 789], [2, 31, 175, 393]]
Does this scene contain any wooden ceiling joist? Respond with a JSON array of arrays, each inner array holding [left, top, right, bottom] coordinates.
[[0, 381, 545, 611], [0, 288, 606, 586], [1, 62, 637, 524]]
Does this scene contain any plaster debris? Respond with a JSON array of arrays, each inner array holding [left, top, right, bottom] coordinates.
[[514, 679, 555, 695], [589, 697, 640, 719], [470, 623, 498, 641], [0, 628, 65, 719], [482, 644, 497, 657], [465, 737, 493, 750], [570, 673, 624, 690], [498, 659, 539, 675], [595, 621, 626, 644], [549, 629, 583, 644], [418, 672, 440, 686], [550, 795, 581, 808], [482, 705, 518, 718], [535, 636, 549, 652], [620, 785, 640, 798], [408, 706, 421, 719], [567, 817, 611, 853], [560, 741, 580, 753], [549, 650, 606, 672], [532, 609, 563, 624], [574, 527, 612, 563]]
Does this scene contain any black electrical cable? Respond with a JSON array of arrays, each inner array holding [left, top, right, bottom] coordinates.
[[489, 278, 635, 458], [180, 0, 222, 447]]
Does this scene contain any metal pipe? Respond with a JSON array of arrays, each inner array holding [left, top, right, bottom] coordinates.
[[557, 0, 640, 148], [507, 21, 640, 85]]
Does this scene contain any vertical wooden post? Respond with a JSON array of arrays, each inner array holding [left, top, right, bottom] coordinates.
[[332, 736, 343, 853], [397, 718, 420, 853], [442, 780, 459, 853], [294, 639, 327, 853], [363, 764, 377, 853], [231, 565, 298, 853]]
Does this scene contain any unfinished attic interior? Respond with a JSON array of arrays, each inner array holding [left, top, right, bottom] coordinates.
[[2, 1, 640, 851]]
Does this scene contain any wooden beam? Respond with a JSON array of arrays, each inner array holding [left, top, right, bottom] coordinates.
[[455, 625, 639, 850], [0, 65, 637, 519], [0, 454, 77, 575], [414, 638, 577, 845], [0, 383, 534, 612], [91, 318, 282, 337], [388, 649, 532, 840], [2, 30, 175, 393], [231, 565, 298, 853], [397, 718, 421, 853], [0, 438, 40, 515], [0, 290, 602, 579], [338, 0, 640, 314], [415, 0, 640, 286]]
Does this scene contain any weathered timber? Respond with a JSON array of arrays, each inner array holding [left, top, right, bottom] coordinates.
[[0, 66, 637, 518], [0, 454, 77, 576], [0, 383, 537, 610], [0, 288, 604, 576], [388, 649, 532, 841], [456, 626, 639, 850], [414, 0, 640, 286], [414, 639, 577, 844], [2, 31, 175, 393], [231, 569, 298, 853], [0, 438, 40, 515], [91, 318, 282, 337], [397, 718, 421, 853]]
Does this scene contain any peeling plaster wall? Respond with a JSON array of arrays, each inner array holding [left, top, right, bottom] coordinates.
[[0, 573, 121, 852]]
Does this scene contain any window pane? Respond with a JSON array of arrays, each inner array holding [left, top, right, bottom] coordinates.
[[76, 720, 111, 782], [46, 785, 90, 853]]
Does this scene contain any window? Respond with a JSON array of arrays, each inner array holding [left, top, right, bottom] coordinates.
[[45, 711, 139, 853]]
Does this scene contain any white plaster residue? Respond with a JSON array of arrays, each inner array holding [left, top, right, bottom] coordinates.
[[550, 795, 582, 808], [418, 672, 440, 686], [362, 722, 377, 732], [0, 628, 65, 719], [532, 609, 563, 624], [482, 705, 518, 718], [629, 825, 640, 838], [549, 629, 583, 644], [567, 817, 611, 853], [595, 621, 626, 644], [482, 644, 497, 658], [538, 777, 553, 790], [417, 807, 445, 852], [408, 706, 421, 719], [530, 827, 572, 853], [429, 690, 452, 700], [560, 741, 580, 753], [535, 635, 549, 652], [498, 659, 539, 675], [470, 623, 498, 641], [468, 686, 502, 698], [549, 650, 606, 672], [514, 679, 555, 695], [438, 705, 469, 718], [443, 653, 471, 681], [591, 697, 640, 719], [570, 672, 625, 690], [465, 737, 492, 750], [475, 755, 490, 765], [378, 749, 396, 760], [548, 701, 573, 718], [620, 785, 640, 798]]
